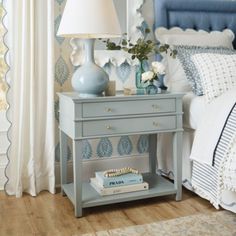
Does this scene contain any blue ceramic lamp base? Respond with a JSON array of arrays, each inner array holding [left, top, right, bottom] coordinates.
[[72, 39, 109, 98]]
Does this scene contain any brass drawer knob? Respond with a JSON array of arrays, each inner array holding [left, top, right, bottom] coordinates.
[[153, 122, 159, 127], [105, 108, 112, 112], [106, 125, 112, 130], [152, 104, 159, 110]]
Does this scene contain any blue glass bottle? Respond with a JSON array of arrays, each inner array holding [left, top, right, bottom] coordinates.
[[146, 81, 157, 94]]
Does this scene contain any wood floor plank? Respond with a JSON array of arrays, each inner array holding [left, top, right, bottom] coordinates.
[[103, 210, 134, 229], [0, 188, 218, 236]]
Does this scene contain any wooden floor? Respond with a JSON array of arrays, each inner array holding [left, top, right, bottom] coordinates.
[[0, 188, 218, 236]]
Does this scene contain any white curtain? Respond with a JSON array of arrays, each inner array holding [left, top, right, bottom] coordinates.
[[3, 0, 55, 197]]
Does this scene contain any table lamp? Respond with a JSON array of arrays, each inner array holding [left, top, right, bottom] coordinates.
[[57, 0, 121, 97]]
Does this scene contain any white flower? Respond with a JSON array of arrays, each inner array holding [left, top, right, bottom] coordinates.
[[151, 61, 165, 75], [141, 71, 154, 82]]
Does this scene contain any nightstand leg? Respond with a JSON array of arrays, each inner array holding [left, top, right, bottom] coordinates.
[[60, 130, 68, 196], [73, 140, 83, 217], [149, 134, 157, 174], [173, 131, 183, 201]]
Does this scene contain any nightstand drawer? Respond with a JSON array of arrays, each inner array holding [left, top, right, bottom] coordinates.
[[83, 116, 176, 137], [82, 99, 175, 118]]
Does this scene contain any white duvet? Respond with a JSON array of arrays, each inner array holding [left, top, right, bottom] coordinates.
[[190, 87, 236, 202], [190, 88, 236, 166]]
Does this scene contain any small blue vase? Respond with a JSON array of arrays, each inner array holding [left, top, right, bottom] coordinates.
[[146, 82, 158, 94]]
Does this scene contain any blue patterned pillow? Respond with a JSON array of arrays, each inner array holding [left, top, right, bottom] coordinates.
[[176, 46, 236, 95]]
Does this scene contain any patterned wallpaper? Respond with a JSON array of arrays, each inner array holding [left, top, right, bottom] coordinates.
[[54, 0, 153, 162]]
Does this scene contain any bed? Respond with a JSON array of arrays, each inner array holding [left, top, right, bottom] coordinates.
[[154, 0, 236, 213]]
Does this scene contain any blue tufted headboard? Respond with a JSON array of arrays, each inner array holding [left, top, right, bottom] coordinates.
[[154, 0, 236, 49]]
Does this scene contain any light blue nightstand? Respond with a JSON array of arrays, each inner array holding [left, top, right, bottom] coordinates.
[[58, 92, 184, 217]]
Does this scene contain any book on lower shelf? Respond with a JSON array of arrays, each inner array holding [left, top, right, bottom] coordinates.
[[95, 171, 143, 188], [90, 178, 149, 196]]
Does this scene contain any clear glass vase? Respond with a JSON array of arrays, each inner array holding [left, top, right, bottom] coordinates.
[[135, 60, 148, 89]]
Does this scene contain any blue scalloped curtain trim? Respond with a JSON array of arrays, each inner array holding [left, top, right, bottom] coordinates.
[[2, 0, 12, 194]]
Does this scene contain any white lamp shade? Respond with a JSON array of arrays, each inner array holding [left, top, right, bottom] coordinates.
[[57, 0, 122, 38]]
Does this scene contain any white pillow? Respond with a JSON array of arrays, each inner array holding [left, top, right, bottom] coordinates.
[[191, 53, 236, 103], [155, 27, 235, 93], [163, 54, 192, 92]]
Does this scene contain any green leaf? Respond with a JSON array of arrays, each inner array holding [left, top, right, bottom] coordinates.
[[159, 47, 166, 53], [173, 49, 178, 55], [164, 44, 169, 49], [145, 28, 151, 34], [122, 39, 127, 46]]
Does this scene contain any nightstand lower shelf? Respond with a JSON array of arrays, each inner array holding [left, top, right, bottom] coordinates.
[[62, 173, 177, 209]]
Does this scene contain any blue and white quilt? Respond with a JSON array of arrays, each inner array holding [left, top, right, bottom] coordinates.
[[190, 88, 236, 209]]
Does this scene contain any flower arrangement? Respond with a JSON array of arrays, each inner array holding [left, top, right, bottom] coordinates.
[[102, 28, 177, 63], [102, 28, 176, 91], [141, 61, 165, 83]]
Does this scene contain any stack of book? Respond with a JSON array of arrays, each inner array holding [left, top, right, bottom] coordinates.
[[90, 170, 149, 196]]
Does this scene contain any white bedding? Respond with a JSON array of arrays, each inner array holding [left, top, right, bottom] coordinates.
[[158, 91, 236, 213], [191, 88, 236, 209], [190, 88, 236, 165], [183, 92, 206, 130]]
